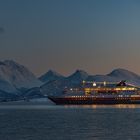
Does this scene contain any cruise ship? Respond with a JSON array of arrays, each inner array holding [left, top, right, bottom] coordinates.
[[48, 80, 140, 105]]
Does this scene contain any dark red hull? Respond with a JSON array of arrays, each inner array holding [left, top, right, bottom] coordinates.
[[48, 96, 140, 105]]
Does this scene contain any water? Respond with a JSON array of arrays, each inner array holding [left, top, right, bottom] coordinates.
[[0, 103, 140, 140]]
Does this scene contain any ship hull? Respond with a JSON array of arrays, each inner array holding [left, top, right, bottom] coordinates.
[[48, 96, 140, 105]]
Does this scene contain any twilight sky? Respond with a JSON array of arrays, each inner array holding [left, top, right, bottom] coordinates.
[[0, 0, 140, 76]]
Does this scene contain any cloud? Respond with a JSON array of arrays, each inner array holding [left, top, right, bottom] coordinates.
[[0, 27, 5, 33]]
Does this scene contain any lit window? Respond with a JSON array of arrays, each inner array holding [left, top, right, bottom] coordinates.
[[93, 82, 96, 87]]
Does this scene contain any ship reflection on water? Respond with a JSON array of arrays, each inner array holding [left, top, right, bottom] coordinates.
[[64, 104, 140, 109]]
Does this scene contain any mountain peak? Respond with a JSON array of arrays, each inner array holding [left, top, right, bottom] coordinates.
[[47, 69, 62, 76], [110, 68, 130, 72], [75, 69, 87, 73], [4, 60, 19, 65], [3, 60, 24, 70], [4, 59, 16, 63], [67, 69, 89, 81], [109, 68, 135, 75], [108, 68, 140, 80], [74, 69, 88, 75], [39, 70, 64, 83]]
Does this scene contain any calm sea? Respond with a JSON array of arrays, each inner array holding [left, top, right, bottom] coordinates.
[[0, 102, 140, 140]]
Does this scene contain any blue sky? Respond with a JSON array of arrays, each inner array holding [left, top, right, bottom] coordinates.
[[0, 0, 140, 76]]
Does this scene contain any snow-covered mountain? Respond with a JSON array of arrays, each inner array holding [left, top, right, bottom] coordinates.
[[107, 68, 140, 85], [0, 60, 42, 91], [41, 78, 82, 96], [108, 68, 140, 79], [87, 68, 140, 85], [39, 70, 64, 83], [0, 78, 17, 93], [40, 68, 140, 96], [67, 70, 89, 83], [40, 70, 89, 96], [0, 62, 140, 100]]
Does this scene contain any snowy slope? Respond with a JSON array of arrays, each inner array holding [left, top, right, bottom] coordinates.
[[39, 70, 64, 83], [108, 68, 140, 85], [41, 78, 82, 96], [108, 68, 140, 79], [40, 70, 89, 96], [67, 70, 89, 83], [0, 60, 43, 90], [87, 68, 140, 85], [0, 78, 17, 93]]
